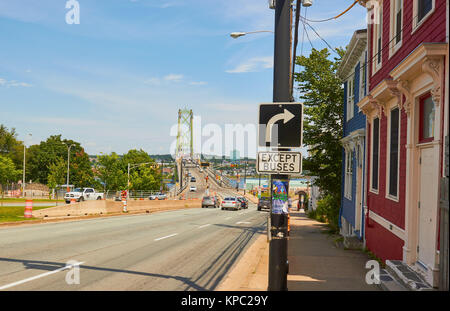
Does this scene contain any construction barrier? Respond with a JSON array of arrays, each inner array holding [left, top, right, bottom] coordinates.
[[24, 200, 33, 218], [122, 199, 128, 213]]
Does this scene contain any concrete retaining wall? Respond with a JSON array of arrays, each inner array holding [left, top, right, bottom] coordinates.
[[32, 199, 201, 218]]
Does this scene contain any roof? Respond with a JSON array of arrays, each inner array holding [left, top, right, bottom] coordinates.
[[337, 29, 367, 81]]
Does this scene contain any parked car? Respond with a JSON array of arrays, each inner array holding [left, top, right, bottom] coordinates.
[[221, 197, 240, 211], [202, 196, 218, 208], [237, 196, 248, 209], [65, 188, 104, 204], [190, 186, 197, 192], [257, 197, 271, 211], [191, 177, 196, 182], [149, 192, 167, 200]]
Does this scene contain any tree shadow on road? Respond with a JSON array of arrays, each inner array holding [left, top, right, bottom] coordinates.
[[0, 257, 206, 291]]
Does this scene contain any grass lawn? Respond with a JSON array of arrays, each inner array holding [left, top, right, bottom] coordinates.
[[0, 198, 64, 203], [0, 206, 52, 222]]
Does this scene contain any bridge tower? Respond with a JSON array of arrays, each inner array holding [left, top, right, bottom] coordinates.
[[175, 108, 193, 190]]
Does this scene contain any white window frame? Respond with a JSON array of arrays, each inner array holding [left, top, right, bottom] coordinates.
[[344, 149, 353, 200], [360, 52, 368, 101], [389, 0, 403, 57], [372, 4, 383, 75], [385, 106, 401, 202], [347, 76, 355, 121], [412, 0, 435, 34], [370, 116, 380, 194]]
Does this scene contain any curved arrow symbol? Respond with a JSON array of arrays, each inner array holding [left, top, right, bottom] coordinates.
[[265, 109, 295, 143]]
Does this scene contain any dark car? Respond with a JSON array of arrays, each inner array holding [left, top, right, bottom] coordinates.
[[202, 196, 217, 208], [191, 177, 196, 182], [257, 197, 271, 211], [237, 196, 248, 209]]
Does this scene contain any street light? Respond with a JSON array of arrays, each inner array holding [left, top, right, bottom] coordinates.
[[63, 143, 75, 192], [230, 30, 274, 39], [22, 133, 32, 198]]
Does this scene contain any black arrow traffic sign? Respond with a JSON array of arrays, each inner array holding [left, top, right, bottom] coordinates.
[[258, 102, 303, 148]]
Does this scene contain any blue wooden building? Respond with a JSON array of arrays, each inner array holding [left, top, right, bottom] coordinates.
[[337, 29, 368, 242]]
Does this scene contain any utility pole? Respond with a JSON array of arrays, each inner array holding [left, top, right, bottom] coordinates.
[[22, 133, 32, 198], [268, 0, 292, 291], [64, 143, 75, 193]]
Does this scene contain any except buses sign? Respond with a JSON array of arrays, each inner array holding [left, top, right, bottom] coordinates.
[[257, 151, 302, 175]]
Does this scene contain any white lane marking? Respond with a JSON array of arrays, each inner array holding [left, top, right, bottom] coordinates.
[[225, 217, 232, 220], [154, 233, 178, 241], [0, 261, 85, 291], [236, 221, 251, 225], [197, 224, 211, 229]]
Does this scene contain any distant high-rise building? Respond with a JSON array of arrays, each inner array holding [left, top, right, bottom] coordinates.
[[230, 150, 240, 162]]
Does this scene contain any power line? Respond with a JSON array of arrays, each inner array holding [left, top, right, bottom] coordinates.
[[301, 18, 339, 54], [303, 0, 360, 23]]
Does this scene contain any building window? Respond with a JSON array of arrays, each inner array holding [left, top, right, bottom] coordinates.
[[345, 150, 353, 199], [418, 0, 432, 22], [347, 77, 355, 120], [360, 54, 367, 100], [413, 0, 434, 31], [390, 0, 403, 56], [371, 117, 380, 191], [388, 108, 400, 198], [419, 94, 435, 143], [372, 4, 383, 73]]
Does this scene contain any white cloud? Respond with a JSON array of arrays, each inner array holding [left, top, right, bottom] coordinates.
[[0, 78, 32, 87], [226, 56, 273, 74], [164, 74, 184, 82], [189, 81, 207, 86]]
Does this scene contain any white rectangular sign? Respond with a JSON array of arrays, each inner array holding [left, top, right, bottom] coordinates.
[[257, 151, 302, 174]]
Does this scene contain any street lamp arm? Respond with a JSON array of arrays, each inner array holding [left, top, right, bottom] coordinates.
[[230, 30, 273, 39]]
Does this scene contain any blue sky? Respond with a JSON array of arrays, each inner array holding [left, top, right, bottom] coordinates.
[[0, 0, 366, 157]]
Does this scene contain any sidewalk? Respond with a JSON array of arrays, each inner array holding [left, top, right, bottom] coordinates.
[[218, 209, 380, 291]]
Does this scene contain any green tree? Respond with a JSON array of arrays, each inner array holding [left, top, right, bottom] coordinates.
[[96, 152, 127, 191], [27, 135, 94, 186], [47, 157, 67, 193], [130, 165, 161, 191], [0, 124, 24, 170], [294, 48, 345, 230], [121, 149, 161, 191], [0, 155, 20, 196]]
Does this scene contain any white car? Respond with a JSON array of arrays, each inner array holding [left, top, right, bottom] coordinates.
[[65, 188, 104, 204], [190, 186, 197, 192], [221, 197, 240, 210]]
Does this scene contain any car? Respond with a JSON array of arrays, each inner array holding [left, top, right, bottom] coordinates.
[[257, 197, 271, 211], [149, 192, 167, 200], [202, 196, 217, 208], [190, 186, 197, 192], [237, 196, 249, 209], [221, 197, 240, 210], [191, 177, 196, 182], [65, 188, 104, 204]]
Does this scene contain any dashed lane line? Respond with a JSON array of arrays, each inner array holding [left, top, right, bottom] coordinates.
[[154, 233, 178, 241]]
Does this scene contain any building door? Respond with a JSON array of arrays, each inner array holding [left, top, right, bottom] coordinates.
[[417, 147, 436, 269]]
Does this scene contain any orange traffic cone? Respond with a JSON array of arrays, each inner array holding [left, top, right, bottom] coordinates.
[[24, 200, 33, 218], [70, 198, 76, 204]]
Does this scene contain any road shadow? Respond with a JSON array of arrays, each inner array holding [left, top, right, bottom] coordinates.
[[0, 257, 206, 291]]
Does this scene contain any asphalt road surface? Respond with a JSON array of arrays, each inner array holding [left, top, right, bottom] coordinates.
[[0, 168, 267, 291]]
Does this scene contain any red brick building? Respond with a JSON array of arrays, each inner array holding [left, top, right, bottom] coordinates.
[[358, 0, 448, 287]]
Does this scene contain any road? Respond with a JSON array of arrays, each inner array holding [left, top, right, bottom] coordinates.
[[0, 167, 267, 291]]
